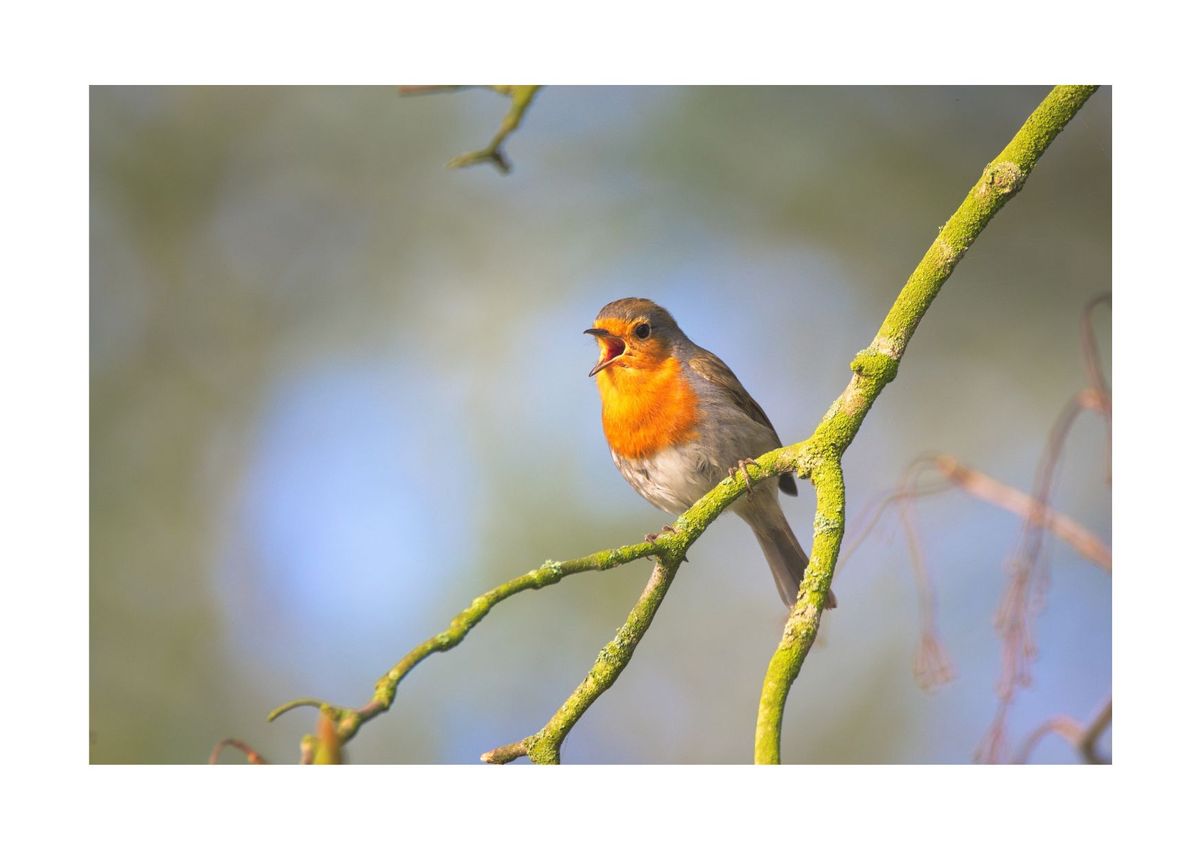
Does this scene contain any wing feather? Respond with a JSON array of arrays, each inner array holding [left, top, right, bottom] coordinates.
[[687, 349, 798, 496]]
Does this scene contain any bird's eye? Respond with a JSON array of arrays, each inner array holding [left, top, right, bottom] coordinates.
[[634, 322, 651, 340]]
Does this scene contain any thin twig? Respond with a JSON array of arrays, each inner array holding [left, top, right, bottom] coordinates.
[[838, 479, 952, 570], [976, 387, 1101, 763], [480, 740, 528, 765], [441, 85, 540, 174], [932, 455, 1111, 571], [1014, 696, 1112, 764], [897, 485, 955, 690], [1081, 294, 1112, 482], [841, 450, 1109, 697], [398, 85, 541, 172], [1078, 697, 1114, 764], [208, 738, 269, 765]]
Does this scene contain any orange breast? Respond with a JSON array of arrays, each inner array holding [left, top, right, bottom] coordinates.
[[597, 356, 701, 459]]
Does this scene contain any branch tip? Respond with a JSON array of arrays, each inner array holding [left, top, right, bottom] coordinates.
[[266, 697, 327, 722], [481, 741, 528, 764]]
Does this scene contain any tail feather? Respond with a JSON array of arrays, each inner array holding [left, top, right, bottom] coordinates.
[[745, 498, 837, 609]]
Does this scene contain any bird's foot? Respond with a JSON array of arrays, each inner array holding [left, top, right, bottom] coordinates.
[[644, 525, 687, 562], [644, 524, 678, 543], [729, 458, 762, 491]]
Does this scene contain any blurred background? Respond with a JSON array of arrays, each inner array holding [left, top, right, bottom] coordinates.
[[90, 86, 1111, 764]]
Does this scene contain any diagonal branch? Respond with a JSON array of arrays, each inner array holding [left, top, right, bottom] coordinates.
[[932, 454, 1111, 572], [754, 84, 1098, 764], [482, 557, 681, 764], [266, 540, 660, 742]]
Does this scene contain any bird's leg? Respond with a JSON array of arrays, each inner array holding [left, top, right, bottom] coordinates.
[[729, 458, 762, 492]]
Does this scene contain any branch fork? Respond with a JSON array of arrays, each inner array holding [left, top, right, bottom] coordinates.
[[229, 85, 1098, 766]]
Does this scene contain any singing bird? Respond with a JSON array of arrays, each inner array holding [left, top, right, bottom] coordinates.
[[586, 297, 835, 608]]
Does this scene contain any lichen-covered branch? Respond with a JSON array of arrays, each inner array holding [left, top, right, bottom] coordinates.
[[266, 435, 818, 753], [754, 459, 846, 760], [753, 84, 1098, 764], [482, 558, 680, 764], [266, 539, 657, 743]]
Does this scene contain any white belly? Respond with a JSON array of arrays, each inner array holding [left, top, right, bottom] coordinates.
[[611, 444, 723, 515]]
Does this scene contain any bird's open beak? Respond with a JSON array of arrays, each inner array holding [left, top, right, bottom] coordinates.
[[585, 327, 626, 377]]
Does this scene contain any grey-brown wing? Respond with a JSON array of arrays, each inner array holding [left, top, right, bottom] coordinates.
[[688, 349, 798, 496]]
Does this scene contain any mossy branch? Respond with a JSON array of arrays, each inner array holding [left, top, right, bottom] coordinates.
[[482, 558, 680, 764], [250, 85, 1096, 765], [753, 84, 1098, 764], [266, 439, 816, 753]]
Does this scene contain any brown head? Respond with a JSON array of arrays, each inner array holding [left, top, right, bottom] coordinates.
[[584, 298, 685, 377]]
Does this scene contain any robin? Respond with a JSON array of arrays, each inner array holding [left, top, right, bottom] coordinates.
[[586, 297, 835, 609]]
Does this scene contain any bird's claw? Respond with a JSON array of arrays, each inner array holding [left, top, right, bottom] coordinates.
[[729, 459, 762, 491], [644, 524, 678, 543], [644, 525, 687, 562]]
